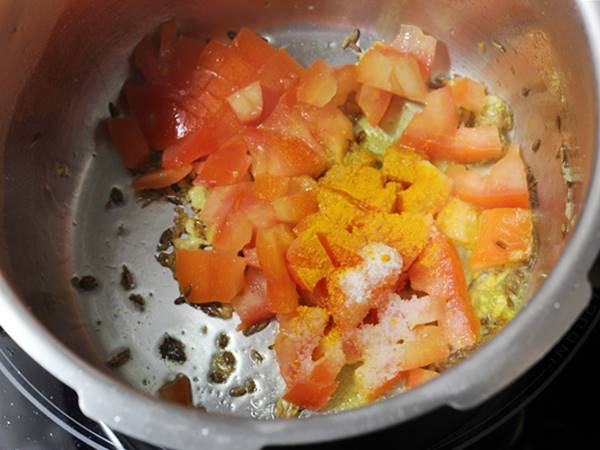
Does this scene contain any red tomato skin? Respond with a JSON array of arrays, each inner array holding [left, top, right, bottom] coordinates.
[[231, 268, 274, 329], [132, 165, 192, 190], [409, 228, 479, 350], [194, 136, 252, 187], [356, 84, 393, 126], [175, 249, 246, 303], [106, 117, 150, 169], [297, 59, 338, 108]]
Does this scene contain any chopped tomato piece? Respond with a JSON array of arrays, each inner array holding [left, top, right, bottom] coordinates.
[[399, 86, 459, 150], [356, 297, 448, 400], [134, 37, 162, 84], [448, 145, 530, 208], [159, 19, 178, 58], [242, 247, 261, 269], [297, 59, 338, 108], [132, 164, 192, 190], [162, 103, 244, 168], [253, 174, 291, 200], [175, 249, 246, 303], [199, 182, 248, 227], [215, 47, 256, 90], [450, 77, 486, 113], [426, 125, 503, 163], [256, 225, 299, 314], [317, 229, 364, 268], [287, 233, 335, 292], [125, 82, 198, 149], [194, 136, 251, 187], [211, 211, 253, 253], [356, 84, 393, 126], [275, 307, 344, 410], [231, 268, 274, 329], [470, 208, 533, 271], [406, 368, 439, 390], [283, 328, 345, 410], [234, 28, 278, 68], [390, 24, 437, 79], [198, 40, 231, 72], [257, 48, 304, 96], [395, 294, 445, 329], [106, 117, 150, 169], [331, 65, 359, 106], [273, 191, 319, 225], [158, 374, 193, 406], [409, 228, 479, 350], [357, 45, 427, 102], [227, 81, 264, 124], [239, 194, 279, 229], [243, 129, 327, 178]]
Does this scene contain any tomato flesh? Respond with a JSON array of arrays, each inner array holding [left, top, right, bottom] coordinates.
[[106, 117, 150, 169], [132, 164, 192, 190], [297, 59, 338, 108], [194, 136, 251, 187]]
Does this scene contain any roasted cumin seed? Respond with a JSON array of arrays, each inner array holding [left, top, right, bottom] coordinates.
[[159, 335, 187, 364], [250, 349, 264, 364], [491, 39, 506, 53], [244, 378, 257, 393], [156, 251, 175, 269], [107, 348, 131, 369], [216, 332, 230, 349], [120, 265, 136, 290], [531, 139, 541, 153], [342, 28, 361, 52], [229, 386, 247, 397], [495, 240, 508, 249], [521, 87, 530, 97], [556, 115, 562, 132], [110, 186, 125, 205], [227, 30, 238, 40], [242, 320, 270, 337], [109, 102, 120, 118], [197, 302, 233, 320], [208, 350, 236, 384], [174, 296, 186, 305], [71, 275, 98, 291], [128, 293, 146, 312], [157, 228, 173, 251], [355, 130, 367, 144]]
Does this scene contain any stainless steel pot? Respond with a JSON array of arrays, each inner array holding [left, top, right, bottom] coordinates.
[[1, 1, 600, 449]]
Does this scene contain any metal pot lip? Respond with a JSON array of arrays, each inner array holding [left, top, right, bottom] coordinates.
[[1, 0, 600, 447]]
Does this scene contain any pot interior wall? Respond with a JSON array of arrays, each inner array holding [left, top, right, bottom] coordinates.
[[0, 0, 595, 417]]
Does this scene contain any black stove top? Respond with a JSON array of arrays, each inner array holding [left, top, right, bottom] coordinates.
[[2, 290, 600, 450]]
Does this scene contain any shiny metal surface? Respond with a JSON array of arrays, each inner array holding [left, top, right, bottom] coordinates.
[[1, 1, 599, 449]]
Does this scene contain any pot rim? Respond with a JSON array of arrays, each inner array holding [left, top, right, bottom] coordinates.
[[1, 1, 600, 449]]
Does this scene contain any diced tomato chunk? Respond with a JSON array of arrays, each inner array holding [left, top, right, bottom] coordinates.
[[242, 247, 261, 269], [243, 129, 327, 178], [356, 84, 393, 126], [200, 182, 248, 227], [175, 249, 246, 303], [406, 368, 439, 390], [399, 86, 458, 150], [162, 103, 244, 168], [470, 208, 533, 271], [257, 48, 304, 96], [125, 82, 198, 149], [159, 19, 178, 58], [297, 59, 338, 108], [234, 28, 278, 68], [426, 125, 503, 163], [239, 194, 279, 229], [253, 174, 291, 200], [216, 47, 256, 90], [227, 81, 264, 124], [198, 40, 230, 72], [231, 268, 274, 329], [106, 117, 150, 169], [256, 225, 299, 314], [331, 64, 359, 106], [273, 191, 318, 225], [194, 136, 251, 186], [450, 77, 486, 113], [287, 233, 336, 292], [390, 24, 437, 79], [409, 228, 479, 350], [447, 145, 530, 208], [357, 45, 427, 102], [132, 164, 192, 190], [211, 210, 253, 253], [158, 374, 193, 406], [283, 328, 345, 410]]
